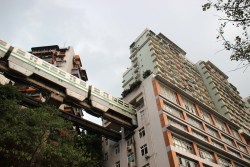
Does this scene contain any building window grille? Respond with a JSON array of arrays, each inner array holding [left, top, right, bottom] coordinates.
[[177, 155, 198, 167], [169, 118, 187, 131], [218, 156, 231, 167], [173, 136, 193, 153], [114, 144, 120, 154], [215, 118, 228, 133], [159, 84, 178, 104], [212, 140, 224, 150], [163, 103, 182, 118], [127, 153, 135, 163], [187, 116, 203, 130], [227, 147, 240, 157], [140, 144, 148, 156], [200, 108, 212, 124], [221, 134, 234, 146], [182, 97, 197, 116], [192, 130, 207, 141], [231, 128, 240, 141], [139, 127, 146, 138], [207, 126, 219, 138], [238, 144, 247, 153], [198, 148, 214, 162], [115, 161, 120, 167]]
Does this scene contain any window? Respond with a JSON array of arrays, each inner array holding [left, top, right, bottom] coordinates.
[[200, 108, 212, 124], [231, 128, 240, 140], [104, 138, 108, 145], [212, 140, 224, 150], [227, 147, 240, 157], [168, 118, 187, 131], [127, 138, 133, 146], [192, 130, 207, 141], [215, 118, 228, 133], [182, 97, 197, 116], [139, 127, 146, 138], [218, 156, 231, 167], [238, 144, 247, 153], [127, 153, 135, 163], [173, 136, 193, 153], [207, 126, 219, 138], [177, 155, 197, 167], [104, 152, 108, 161], [199, 148, 214, 162], [163, 103, 183, 118], [142, 163, 150, 167], [221, 134, 234, 146], [159, 84, 178, 104], [115, 161, 120, 167], [114, 144, 120, 154], [188, 116, 203, 130], [140, 144, 148, 156]]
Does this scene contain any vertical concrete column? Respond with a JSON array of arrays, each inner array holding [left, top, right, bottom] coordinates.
[[224, 144, 228, 152], [156, 98, 164, 111], [201, 122, 207, 132], [159, 113, 169, 127], [167, 151, 179, 167], [239, 133, 247, 144], [217, 131, 223, 140], [213, 153, 220, 165], [152, 79, 161, 96], [182, 111, 188, 121], [230, 160, 235, 167], [225, 123, 232, 136], [187, 126, 192, 134], [207, 136, 212, 144], [192, 143, 200, 157], [163, 130, 173, 146], [233, 140, 238, 148], [194, 104, 202, 118], [210, 115, 217, 127], [176, 93, 184, 108]]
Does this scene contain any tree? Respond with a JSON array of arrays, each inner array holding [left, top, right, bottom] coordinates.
[[203, 0, 250, 64], [143, 70, 152, 79], [0, 84, 102, 167]]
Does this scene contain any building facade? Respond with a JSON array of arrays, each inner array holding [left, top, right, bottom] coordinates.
[[103, 29, 250, 167]]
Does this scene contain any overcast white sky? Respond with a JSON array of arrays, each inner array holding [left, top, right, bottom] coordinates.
[[0, 0, 249, 101]]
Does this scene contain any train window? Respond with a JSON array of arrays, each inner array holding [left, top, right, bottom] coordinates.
[[118, 100, 123, 105], [42, 61, 50, 68], [80, 81, 86, 87], [124, 103, 129, 108], [0, 40, 7, 46], [50, 66, 58, 73], [17, 49, 26, 56], [112, 97, 117, 102], [30, 55, 38, 63], [70, 75, 76, 82], [103, 92, 109, 98], [94, 88, 100, 94], [59, 70, 66, 76]]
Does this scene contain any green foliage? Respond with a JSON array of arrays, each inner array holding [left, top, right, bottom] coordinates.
[[121, 80, 142, 98], [143, 70, 152, 79], [0, 85, 102, 167], [203, 0, 250, 64]]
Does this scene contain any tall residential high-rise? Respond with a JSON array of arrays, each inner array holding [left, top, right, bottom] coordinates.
[[103, 29, 250, 167]]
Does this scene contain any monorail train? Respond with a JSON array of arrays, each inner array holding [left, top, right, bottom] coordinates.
[[0, 39, 136, 124]]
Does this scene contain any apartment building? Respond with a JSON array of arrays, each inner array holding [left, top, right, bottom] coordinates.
[[103, 29, 250, 167]]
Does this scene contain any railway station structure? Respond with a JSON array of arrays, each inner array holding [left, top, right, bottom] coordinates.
[[102, 29, 250, 167]]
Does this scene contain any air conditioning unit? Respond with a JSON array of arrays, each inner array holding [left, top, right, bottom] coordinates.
[[145, 153, 150, 159], [127, 145, 132, 151]]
